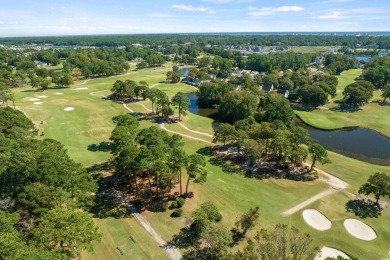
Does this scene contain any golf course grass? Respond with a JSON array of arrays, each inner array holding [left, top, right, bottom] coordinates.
[[295, 69, 390, 137], [13, 65, 390, 259]]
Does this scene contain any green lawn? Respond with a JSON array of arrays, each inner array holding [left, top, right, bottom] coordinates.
[[83, 218, 170, 260], [295, 69, 390, 137], [291, 46, 335, 53], [14, 66, 390, 260]]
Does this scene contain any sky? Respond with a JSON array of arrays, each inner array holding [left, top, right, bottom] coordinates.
[[0, 0, 389, 37]]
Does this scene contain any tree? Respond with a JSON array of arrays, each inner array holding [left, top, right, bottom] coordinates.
[[231, 224, 319, 260], [261, 92, 294, 127], [299, 85, 328, 107], [172, 92, 190, 121], [0, 84, 15, 108], [381, 84, 390, 103], [358, 172, 390, 205], [0, 107, 36, 138], [308, 144, 330, 170], [185, 154, 207, 195], [242, 139, 263, 166], [342, 81, 374, 108], [235, 206, 260, 235], [32, 208, 102, 257], [213, 123, 235, 145], [219, 90, 258, 123]]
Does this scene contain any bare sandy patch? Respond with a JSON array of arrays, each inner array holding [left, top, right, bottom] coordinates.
[[37, 95, 48, 98], [29, 98, 40, 101], [302, 209, 332, 231], [74, 87, 88, 90], [54, 92, 63, 95], [64, 107, 75, 111], [343, 219, 376, 240], [33, 102, 44, 105], [315, 246, 350, 260]]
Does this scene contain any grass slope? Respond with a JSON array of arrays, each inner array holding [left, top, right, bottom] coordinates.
[[83, 218, 170, 260], [295, 69, 390, 137], [14, 66, 390, 259]]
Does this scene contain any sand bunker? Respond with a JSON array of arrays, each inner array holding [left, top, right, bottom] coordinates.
[[37, 95, 48, 98], [33, 102, 43, 105], [29, 98, 40, 101], [302, 209, 332, 231], [64, 107, 75, 111], [343, 219, 376, 240], [315, 246, 350, 260], [74, 87, 88, 90], [54, 92, 63, 95]]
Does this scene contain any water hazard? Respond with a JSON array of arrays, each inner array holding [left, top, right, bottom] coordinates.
[[185, 92, 390, 165]]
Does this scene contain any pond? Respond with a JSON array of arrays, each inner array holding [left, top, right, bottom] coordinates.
[[186, 92, 217, 118], [186, 92, 390, 165], [296, 118, 390, 166], [181, 68, 190, 76]]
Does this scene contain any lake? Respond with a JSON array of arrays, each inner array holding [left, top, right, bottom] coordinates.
[[185, 92, 390, 165], [186, 92, 217, 117], [296, 118, 390, 166]]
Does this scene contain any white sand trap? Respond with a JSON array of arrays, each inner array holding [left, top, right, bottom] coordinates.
[[37, 95, 48, 98], [29, 98, 40, 101], [343, 219, 376, 240], [33, 102, 44, 105], [54, 92, 63, 95], [302, 209, 332, 231], [315, 246, 350, 260], [64, 107, 75, 111], [74, 87, 88, 90]]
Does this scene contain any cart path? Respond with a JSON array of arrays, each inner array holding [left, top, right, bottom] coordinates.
[[282, 164, 349, 216], [160, 123, 213, 144]]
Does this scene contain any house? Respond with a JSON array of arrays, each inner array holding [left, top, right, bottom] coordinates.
[[181, 77, 203, 87], [261, 84, 274, 93], [34, 61, 48, 67], [378, 52, 390, 57], [314, 56, 325, 63], [277, 89, 290, 98]]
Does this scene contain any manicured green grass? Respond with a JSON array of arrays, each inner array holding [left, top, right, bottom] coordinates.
[[13, 66, 170, 166], [291, 46, 335, 53], [14, 66, 390, 260], [83, 218, 170, 260], [295, 69, 390, 137]]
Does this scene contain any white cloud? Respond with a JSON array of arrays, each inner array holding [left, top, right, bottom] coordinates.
[[317, 11, 347, 19], [171, 5, 215, 14], [249, 6, 304, 16], [59, 17, 89, 23], [202, 0, 255, 3], [49, 6, 67, 11]]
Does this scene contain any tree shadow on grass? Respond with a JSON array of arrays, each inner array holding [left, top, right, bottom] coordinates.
[[231, 228, 245, 246], [346, 199, 382, 219], [87, 141, 113, 152], [169, 226, 199, 249]]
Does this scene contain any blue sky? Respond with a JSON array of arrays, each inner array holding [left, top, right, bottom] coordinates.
[[0, 0, 389, 37]]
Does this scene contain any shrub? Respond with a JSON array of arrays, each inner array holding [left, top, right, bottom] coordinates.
[[162, 203, 169, 212], [309, 170, 318, 175], [171, 208, 183, 217], [176, 197, 185, 208], [170, 201, 178, 209]]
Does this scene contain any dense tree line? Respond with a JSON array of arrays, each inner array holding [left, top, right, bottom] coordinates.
[[363, 56, 390, 88], [2, 34, 390, 49], [0, 107, 101, 259], [213, 117, 329, 170], [110, 114, 207, 202]]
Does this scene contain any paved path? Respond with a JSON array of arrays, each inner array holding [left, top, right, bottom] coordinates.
[[282, 163, 349, 216], [177, 122, 213, 138], [132, 213, 182, 260], [160, 123, 213, 144]]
